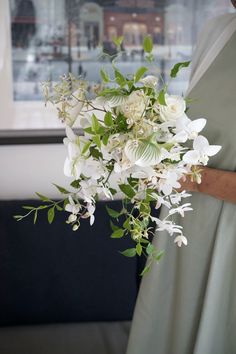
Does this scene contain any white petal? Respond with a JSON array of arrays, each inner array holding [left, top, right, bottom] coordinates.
[[174, 235, 188, 247], [204, 145, 222, 156], [173, 131, 188, 143], [162, 183, 173, 195], [68, 142, 79, 160], [193, 135, 209, 151], [189, 118, 206, 133], [183, 150, 200, 164], [64, 158, 72, 177], [90, 214, 95, 226], [66, 125, 77, 141]]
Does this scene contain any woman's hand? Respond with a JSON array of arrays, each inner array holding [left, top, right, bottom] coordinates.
[[178, 166, 236, 204], [178, 174, 200, 193]]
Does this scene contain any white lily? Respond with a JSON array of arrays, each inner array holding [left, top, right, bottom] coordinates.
[[183, 135, 221, 165]]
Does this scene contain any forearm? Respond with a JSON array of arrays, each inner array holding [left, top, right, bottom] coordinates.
[[196, 167, 236, 203]]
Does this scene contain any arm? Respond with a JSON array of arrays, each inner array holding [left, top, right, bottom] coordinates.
[[179, 167, 236, 204]]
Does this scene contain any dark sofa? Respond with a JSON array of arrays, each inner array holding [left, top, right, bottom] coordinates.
[[0, 200, 146, 354]]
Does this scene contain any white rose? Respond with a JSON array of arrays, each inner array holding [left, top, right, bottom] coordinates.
[[140, 75, 158, 88], [159, 94, 186, 122], [119, 90, 147, 124]]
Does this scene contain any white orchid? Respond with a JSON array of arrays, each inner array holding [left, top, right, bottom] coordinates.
[[169, 191, 192, 205], [157, 170, 182, 195], [173, 114, 206, 142], [65, 195, 81, 215], [150, 217, 183, 236], [183, 135, 221, 165], [174, 234, 188, 247], [169, 203, 193, 217]]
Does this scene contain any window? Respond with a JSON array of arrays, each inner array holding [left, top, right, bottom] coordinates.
[[0, 0, 233, 133]]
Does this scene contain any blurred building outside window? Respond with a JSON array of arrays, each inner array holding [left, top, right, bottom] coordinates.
[[0, 0, 234, 131]]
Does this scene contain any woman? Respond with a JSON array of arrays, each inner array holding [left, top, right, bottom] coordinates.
[[126, 6, 236, 354]]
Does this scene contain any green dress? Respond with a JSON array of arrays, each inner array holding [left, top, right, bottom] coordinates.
[[126, 14, 236, 354]]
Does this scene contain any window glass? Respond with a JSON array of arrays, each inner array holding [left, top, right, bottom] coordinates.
[[2, 0, 234, 130]]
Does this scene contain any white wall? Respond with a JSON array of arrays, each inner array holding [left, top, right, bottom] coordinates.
[[0, 144, 72, 200]]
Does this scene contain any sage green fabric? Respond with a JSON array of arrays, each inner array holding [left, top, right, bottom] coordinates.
[[126, 17, 236, 354]]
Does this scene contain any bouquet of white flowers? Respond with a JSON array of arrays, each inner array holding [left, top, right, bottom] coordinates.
[[15, 36, 221, 274]]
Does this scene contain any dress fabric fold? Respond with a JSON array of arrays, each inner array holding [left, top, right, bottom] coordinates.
[[126, 14, 236, 354]]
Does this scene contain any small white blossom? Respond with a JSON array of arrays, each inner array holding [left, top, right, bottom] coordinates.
[[169, 203, 193, 217], [140, 75, 158, 88], [169, 191, 192, 205], [174, 234, 188, 247], [150, 217, 183, 236]]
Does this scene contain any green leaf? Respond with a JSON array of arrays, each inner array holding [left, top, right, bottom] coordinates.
[[158, 88, 167, 106], [134, 66, 148, 83], [140, 264, 151, 276], [53, 184, 70, 194], [106, 206, 121, 218], [14, 215, 22, 220], [140, 202, 151, 214], [100, 69, 110, 83], [47, 207, 55, 224], [70, 180, 80, 189], [35, 192, 50, 202], [123, 217, 132, 231], [89, 146, 103, 159], [145, 189, 157, 202], [111, 228, 125, 238], [170, 61, 191, 78], [92, 135, 101, 149], [83, 127, 95, 135], [82, 140, 92, 155], [104, 111, 113, 127], [146, 243, 155, 255], [109, 187, 117, 196], [136, 243, 142, 256], [33, 210, 38, 224], [91, 114, 100, 133], [112, 35, 124, 47], [140, 238, 150, 244], [115, 69, 126, 87], [110, 220, 120, 232], [155, 250, 165, 261], [22, 206, 35, 210], [102, 134, 109, 146], [55, 204, 63, 211], [146, 53, 154, 63], [143, 36, 153, 53], [120, 248, 136, 257], [119, 184, 136, 199], [38, 205, 49, 210]]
